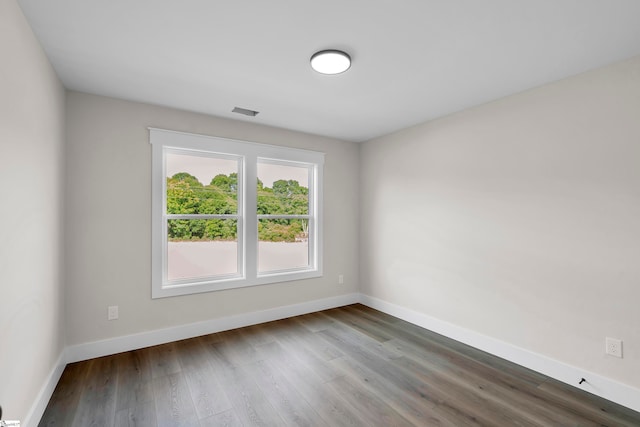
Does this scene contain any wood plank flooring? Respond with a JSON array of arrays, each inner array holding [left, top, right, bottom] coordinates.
[[39, 304, 640, 426]]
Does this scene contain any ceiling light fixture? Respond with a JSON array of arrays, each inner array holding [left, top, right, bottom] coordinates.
[[310, 50, 351, 75]]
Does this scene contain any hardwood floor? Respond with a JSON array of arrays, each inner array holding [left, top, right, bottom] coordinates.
[[39, 304, 640, 426]]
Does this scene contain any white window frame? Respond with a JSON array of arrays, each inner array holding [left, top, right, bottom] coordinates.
[[150, 128, 324, 298]]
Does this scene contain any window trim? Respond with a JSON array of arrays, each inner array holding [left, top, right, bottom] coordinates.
[[150, 128, 324, 298]]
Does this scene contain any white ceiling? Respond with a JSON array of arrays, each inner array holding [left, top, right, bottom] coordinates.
[[18, 0, 640, 142]]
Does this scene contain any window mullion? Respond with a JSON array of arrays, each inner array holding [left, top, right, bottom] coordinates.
[[244, 153, 258, 280]]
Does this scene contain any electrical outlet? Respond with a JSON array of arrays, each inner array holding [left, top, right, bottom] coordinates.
[[108, 305, 119, 321], [605, 337, 622, 358], [338, 274, 344, 285]]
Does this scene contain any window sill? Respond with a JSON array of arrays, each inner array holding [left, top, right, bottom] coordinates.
[[152, 269, 323, 299]]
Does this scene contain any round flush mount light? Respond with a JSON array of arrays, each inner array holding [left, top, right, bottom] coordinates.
[[310, 50, 351, 75]]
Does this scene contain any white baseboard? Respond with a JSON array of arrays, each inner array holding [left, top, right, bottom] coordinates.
[[66, 293, 360, 363], [22, 351, 66, 427], [358, 294, 640, 414], [28, 291, 640, 427]]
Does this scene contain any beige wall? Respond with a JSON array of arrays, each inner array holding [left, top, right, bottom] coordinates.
[[0, 0, 66, 421], [65, 92, 360, 345], [360, 56, 640, 388]]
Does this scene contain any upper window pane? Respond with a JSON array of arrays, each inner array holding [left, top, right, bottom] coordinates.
[[166, 152, 238, 214], [257, 161, 309, 215]]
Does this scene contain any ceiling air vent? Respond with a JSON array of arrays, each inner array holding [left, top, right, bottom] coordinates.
[[232, 107, 259, 117]]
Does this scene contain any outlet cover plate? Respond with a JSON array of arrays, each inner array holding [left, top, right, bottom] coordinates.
[[108, 305, 119, 321], [606, 337, 622, 358]]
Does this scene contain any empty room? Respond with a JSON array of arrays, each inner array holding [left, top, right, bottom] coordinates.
[[2, 0, 640, 426]]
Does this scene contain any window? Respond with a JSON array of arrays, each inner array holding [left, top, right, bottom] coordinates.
[[150, 128, 323, 298]]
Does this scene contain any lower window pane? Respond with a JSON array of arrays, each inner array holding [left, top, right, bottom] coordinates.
[[167, 219, 237, 281], [258, 219, 309, 273]]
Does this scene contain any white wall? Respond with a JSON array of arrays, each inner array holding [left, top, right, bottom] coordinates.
[[65, 92, 359, 346], [360, 56, 640, 388], [0, 0, 66, 421]]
